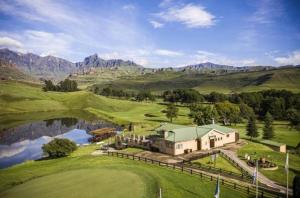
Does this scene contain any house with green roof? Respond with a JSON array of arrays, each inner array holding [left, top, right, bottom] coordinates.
[[152, 123, 239, 155]]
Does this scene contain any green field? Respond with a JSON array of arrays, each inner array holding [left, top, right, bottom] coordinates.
[[0, 145, 249, 198], [192, 155, 242, 174], [90, 67, 300, 94], [231, 121, 300, 148], [237, 141, 300, 187]]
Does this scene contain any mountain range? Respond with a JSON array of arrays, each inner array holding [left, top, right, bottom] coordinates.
[[0, 48, 297, 80]]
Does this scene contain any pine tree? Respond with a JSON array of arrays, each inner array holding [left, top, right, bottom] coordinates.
[[165, 103, 178, 122], [263, 112, 274, 139], [246, 115, 258, 140]]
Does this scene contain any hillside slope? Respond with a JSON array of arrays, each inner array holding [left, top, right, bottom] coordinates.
[[0, 81, 191, 128], [91, 67, 300, 93]]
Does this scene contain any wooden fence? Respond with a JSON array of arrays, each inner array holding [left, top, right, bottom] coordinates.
[[107, 151, 288, 198]]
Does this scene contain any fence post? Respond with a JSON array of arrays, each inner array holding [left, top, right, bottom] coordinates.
[[211, 176, 213, 181], [173, 164, 175, 169], [190, 169, 192, 174], [181, 165, 183, 172], [159, 161, 161, 166], [138, 156, 140, 161], [152, 159, 154, 164], [200, 172, 202, 178], [261, 191, 264, 198], [247, 186, 249, 194], [234, 183, 236, 189]]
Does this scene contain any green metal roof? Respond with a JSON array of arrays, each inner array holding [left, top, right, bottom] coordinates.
[[156, 123, 236, 142], [155, 123, 188, 132]]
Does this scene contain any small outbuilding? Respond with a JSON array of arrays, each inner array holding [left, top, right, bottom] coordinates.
[[260, 140, 286, 153]]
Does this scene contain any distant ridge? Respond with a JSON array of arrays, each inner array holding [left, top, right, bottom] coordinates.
[[75, 53, 142, 70], [0, 48, 142, 79], [0, 48, 297, 80]]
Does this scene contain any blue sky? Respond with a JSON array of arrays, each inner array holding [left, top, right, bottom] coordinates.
[[0, 0, 299, 67]]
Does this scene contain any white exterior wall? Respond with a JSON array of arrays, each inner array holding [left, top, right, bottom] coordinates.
[[174, 140, 198, 155], [200, 130, 236, 150]]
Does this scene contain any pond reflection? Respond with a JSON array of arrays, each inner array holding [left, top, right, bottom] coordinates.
[[0, 117, 120, 169]]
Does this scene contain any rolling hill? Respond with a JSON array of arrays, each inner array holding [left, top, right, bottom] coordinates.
[[90, 67, 300, 94]]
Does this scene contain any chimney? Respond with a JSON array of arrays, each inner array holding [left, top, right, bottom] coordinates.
[[212, 118, 215, 124], [164, 130, 168, 138]]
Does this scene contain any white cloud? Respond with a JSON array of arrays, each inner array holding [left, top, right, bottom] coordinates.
[[159, 0, 173, 8], [0, 0, 153, 62], [0, 37, 23, 49], [249, 0, 283, 24], [0, 30, 74, 58], [156, 4, 216, 28], [154, 49, 183, 57], [122, 4, 135, 11], [149, 20, 164, 28], [274, 50, 300, 65]]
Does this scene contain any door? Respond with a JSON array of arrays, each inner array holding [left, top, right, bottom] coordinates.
[[209, 139, 215, 148], [197, 139, 201, 150]]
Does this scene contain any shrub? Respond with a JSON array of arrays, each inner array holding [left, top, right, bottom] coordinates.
[[42, 138, 77, 158]]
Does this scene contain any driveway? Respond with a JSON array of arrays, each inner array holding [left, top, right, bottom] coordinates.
[[220, 149, 291, 194]]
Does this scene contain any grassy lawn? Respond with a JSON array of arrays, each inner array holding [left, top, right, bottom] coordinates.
[[0, 145, 249, 198], [0, 169, 149, 198], [231, 121, 300, 148], [237, 141, 300, 187], [192, 155, 242, 174]]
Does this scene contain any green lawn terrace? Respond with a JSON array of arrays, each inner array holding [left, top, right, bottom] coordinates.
[[192, 155, 242, 174], [0, 145, 250, 198], [237, 141, 300, 187]]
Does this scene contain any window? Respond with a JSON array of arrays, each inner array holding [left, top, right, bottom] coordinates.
[[226, 134, 230, 138], [176, 144, 183, 149]]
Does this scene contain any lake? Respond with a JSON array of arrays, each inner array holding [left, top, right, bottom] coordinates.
[[0, 116, 121, 169]]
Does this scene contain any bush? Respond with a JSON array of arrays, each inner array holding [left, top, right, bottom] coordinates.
[[42, 138, 77, 158]]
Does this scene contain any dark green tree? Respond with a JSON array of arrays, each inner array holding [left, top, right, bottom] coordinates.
[[189, 104, 219, 125], [215, 101, 241, 125], [42, 138, 77, 158], [239, 103, 255, 119], [287, 108, 300, 130], [263, 112, 274, 139], [246, 116, 259, 140], [165, 103, 178, 122]]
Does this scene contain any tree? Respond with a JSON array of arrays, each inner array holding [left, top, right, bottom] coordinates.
[[42, 138, 77, 158], [43, 80, 57, 91], [246, 116, 259, 140], [286, 108, 300, 130], [206, 92, 227, 103], [162, 89, 204, 104], [135, 90, 155, 102], [239, 103, 255, 119], [43, 79, 78, 92], [215, 101, 241, 125], [262, 112, 274, 139], [189, 104, 219, 125], [165, 103, 178, 122]]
